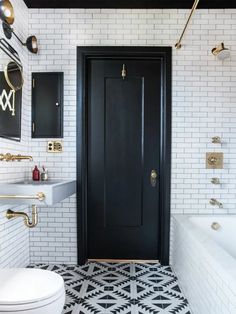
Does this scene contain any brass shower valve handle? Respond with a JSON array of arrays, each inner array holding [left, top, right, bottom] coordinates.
[[208, 156, 218, 165], [211, 177, 220, 185], [212, 136, 221, 144], [206, 153, 223, 169]]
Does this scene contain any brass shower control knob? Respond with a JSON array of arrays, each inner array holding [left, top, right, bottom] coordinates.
[[208, 156, 218, 165], [206, 153, 223, 169], [212, 136, 221, 144], [211, 177, 220, 185]]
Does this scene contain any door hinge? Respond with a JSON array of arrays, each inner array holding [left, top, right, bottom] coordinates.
[[32, 122, 35, 133], [32, 78, 35, 88]]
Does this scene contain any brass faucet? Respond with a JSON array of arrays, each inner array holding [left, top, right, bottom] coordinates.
[[0, 153, 33, 161], [210, 198, 223, 208]]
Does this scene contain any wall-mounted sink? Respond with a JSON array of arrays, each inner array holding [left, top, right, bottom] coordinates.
[[0, 180, 76, 206]]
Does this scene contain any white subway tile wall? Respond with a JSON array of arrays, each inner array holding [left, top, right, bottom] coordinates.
[[28, 8, 236, 264], [1, 2, 236, 266], [0, 0, 30, 268], [171, 216, 236, 313]]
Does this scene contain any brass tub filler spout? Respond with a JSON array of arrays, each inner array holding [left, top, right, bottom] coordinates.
[[6, 204, 38, 228], [209, 198, 223, 209], [0, 153, 33, 161]]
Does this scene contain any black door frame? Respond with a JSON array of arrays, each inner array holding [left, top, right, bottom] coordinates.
[[77, 46, 172, 265]]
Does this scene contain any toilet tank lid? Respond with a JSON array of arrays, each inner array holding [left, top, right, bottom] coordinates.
[[0, 268, 64, 305]]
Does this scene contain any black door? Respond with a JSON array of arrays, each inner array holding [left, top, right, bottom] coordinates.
[[77, 47, 171, 264]]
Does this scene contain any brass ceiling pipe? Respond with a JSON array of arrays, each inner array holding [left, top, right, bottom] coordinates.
[[175, 0, 200, 49], [0, 153, 33, 161], [6, 205, 38, 228]]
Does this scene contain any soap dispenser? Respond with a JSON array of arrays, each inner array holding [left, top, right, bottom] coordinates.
[[32, 165, 40, 181]]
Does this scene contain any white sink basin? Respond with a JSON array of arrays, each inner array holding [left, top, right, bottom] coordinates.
[[0, 180, 76, 206]]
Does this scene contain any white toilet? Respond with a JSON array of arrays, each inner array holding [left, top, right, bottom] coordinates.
[[0, 268, 65, 314]]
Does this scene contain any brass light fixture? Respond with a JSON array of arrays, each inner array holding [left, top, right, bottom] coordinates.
[[211, 43, 230, 60], [2, 22, 38, 53], [0, 0, 14, 25]]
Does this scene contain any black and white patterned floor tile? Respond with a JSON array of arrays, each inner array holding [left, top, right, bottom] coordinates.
[[29, 262, 191, 314]]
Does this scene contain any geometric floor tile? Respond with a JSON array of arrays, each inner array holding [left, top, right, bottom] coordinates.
[[29, 262, 191, 314]]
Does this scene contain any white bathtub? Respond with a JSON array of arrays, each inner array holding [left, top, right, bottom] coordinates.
[[171, 215, 236, 314], [189, 216, 236, 260]]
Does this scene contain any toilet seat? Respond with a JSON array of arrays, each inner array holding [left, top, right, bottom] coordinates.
[[0, 268, 65, 312]]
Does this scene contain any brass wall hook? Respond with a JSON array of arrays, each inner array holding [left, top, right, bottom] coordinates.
[[121, 64, 127, 80]]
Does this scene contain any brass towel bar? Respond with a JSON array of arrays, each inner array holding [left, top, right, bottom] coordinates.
[[0, 192, 45, 201]]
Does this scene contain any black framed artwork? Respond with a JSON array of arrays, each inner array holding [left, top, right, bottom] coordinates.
[[0, 71, 22, 141]]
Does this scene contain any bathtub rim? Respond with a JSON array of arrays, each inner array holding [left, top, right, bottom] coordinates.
[[172, 214, 236, 295]]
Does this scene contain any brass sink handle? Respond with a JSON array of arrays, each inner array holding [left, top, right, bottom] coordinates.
[[0, 153, 33, 161], [6, 204, 38, 228]]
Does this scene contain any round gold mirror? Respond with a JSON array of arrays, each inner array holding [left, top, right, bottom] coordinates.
[[4, 61, 23, 91]]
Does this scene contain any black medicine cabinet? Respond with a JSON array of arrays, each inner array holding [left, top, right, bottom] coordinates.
[[31, 72, 64, 138]]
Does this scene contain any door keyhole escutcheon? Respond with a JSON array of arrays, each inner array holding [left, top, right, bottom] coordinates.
[[150, 170, 158, 187]]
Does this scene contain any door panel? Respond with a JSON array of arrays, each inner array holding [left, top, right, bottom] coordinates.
[[105, 77, 144, 227], [87, 59, 162, 260]]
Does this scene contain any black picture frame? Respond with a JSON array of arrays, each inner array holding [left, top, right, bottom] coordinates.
[[0, 71, 22, 141], [77, 47, 172, 265]]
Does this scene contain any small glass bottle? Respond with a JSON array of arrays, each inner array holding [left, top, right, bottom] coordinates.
[[41, 166, 48, 181], [32, 165, 40, 181]]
